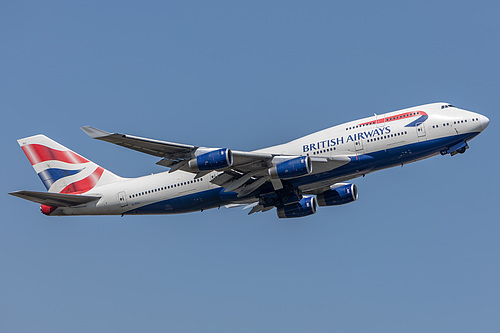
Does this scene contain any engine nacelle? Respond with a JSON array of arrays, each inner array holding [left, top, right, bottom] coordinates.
[[277, 196, 317, 218], [317, 184, 358, 206], [269, 156, 312, 180], [188, 148, 233, 171]]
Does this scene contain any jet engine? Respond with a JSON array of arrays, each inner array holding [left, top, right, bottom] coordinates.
[[317, 184, 358, 206], [269, 156, 312, 180], [277, 196, 317, 218], [188, 148, 233, 171]]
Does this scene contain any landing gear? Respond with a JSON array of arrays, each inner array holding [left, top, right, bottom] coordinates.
[[259, 181, 302, 209], [275, 181, 301, 206], [450, 144, 468, 156], [444, 141, 469, 156]]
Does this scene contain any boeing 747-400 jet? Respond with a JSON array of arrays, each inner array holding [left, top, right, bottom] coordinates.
[[10, 103, 489, 218]]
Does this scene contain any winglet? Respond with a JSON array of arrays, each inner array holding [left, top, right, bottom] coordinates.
[[81, 126, 112, 139]]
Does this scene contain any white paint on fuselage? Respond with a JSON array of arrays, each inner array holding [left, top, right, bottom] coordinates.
[[255, 103, 484, 156], [55, 102, 487, 216]]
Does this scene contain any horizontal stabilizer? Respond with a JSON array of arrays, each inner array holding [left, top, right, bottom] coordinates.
[[9, 190, 100, 207]]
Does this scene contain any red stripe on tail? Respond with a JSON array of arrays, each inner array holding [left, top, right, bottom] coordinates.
[[21, 144, 89, 165], [60, 167, 105, 194]]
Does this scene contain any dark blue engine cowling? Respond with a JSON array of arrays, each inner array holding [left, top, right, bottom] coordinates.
[[189, 148, 233, 171], [269, 156, 312, 179], [277, 196, 317, 218], [317, 184, 358, 206]]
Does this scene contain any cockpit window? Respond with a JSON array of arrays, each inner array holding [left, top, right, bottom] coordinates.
[[441, 104, 455, 109]]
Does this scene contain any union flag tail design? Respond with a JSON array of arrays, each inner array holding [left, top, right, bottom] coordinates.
[[18, 135, 122, 193]]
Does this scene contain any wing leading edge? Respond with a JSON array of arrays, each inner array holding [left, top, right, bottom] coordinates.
[[81, 126, 277, 193]]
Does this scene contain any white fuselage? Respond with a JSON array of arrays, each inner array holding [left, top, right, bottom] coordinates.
[[53, 103, 488, 216]]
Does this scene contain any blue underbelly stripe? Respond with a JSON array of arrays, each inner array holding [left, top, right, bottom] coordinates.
[[123, 188, 237, 215], [289, 132, 479, 188], [124, 132, 479, 214]]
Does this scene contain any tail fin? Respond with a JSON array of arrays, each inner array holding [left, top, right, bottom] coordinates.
[[18, 134, 123, 194]]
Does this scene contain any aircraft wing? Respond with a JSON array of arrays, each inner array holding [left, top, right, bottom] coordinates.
[[9, 190, 101, 207], [81, 126, 196, 159], [82, 126, 272, 171], [81, 126, 351, 196]]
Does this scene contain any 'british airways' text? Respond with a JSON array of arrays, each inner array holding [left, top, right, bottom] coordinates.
[[302, 126, 391, 152]]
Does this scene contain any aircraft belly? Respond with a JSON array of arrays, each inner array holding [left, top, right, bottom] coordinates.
[[123, 188, 234, 215]]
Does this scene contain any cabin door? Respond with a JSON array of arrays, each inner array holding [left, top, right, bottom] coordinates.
[[416, 122, 426, 140], [355, 139, 363, 152], [118, 191, 128, 207]]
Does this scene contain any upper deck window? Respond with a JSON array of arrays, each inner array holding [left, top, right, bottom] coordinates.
[[441, 104, 455, 109]]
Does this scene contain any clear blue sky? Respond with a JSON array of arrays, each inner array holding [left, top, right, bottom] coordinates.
[[1, 1, 498, 332]]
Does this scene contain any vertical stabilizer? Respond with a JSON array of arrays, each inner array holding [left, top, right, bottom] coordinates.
[[17, 135, 123, 193]]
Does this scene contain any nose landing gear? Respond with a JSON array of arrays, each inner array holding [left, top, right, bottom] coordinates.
[[441, 141, 469, 156]]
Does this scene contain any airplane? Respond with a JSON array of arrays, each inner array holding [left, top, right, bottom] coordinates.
[[9, 102, 489, 218]]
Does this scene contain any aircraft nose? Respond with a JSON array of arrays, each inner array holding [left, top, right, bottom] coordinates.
[[479, 115, 490, 131]]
